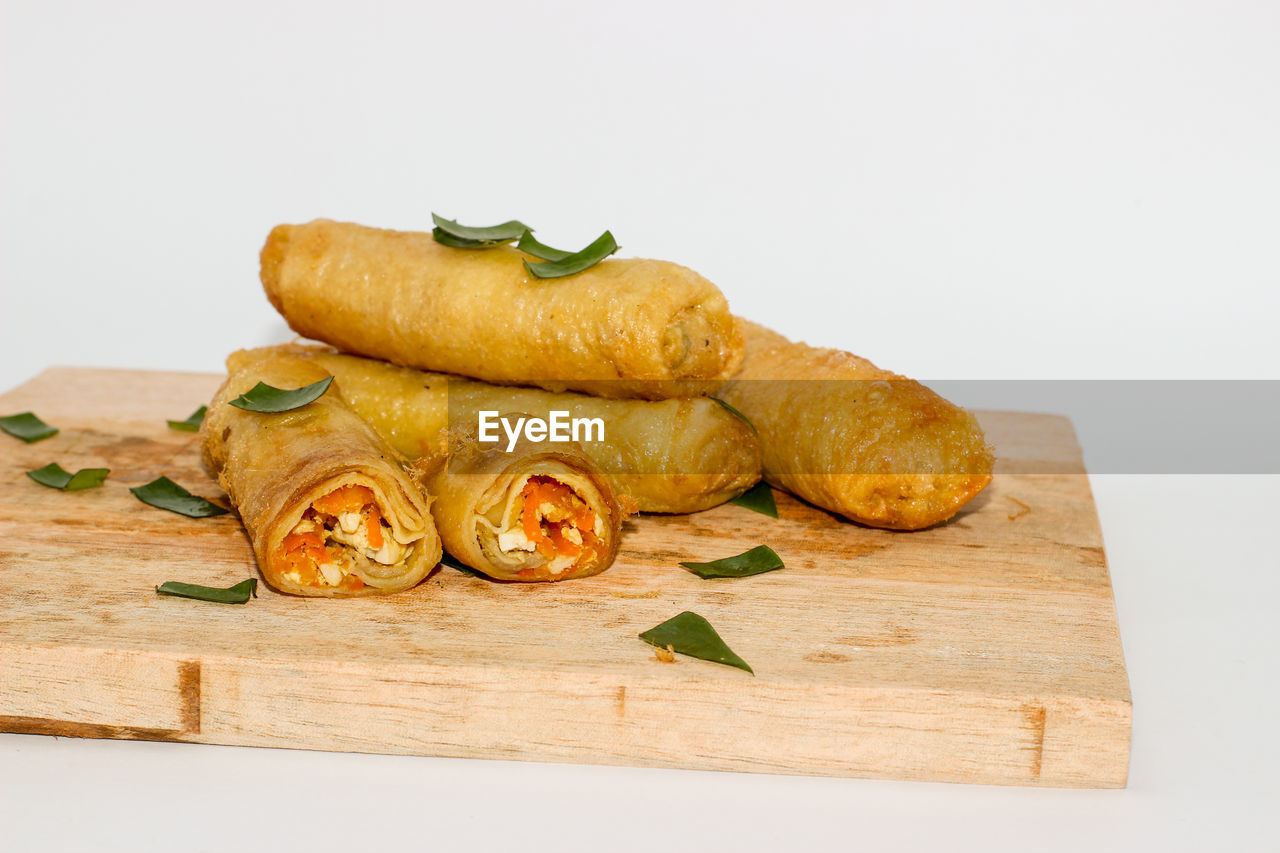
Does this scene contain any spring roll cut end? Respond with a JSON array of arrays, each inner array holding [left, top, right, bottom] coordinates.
[[475, 470, 612, 582], [270, 479, 436, 595], [662, 301, 745, 382], [203, 354, 441, 598]]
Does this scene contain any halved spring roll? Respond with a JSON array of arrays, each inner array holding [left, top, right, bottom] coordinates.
[[410, 420, 632, 582], [259, 219, 744, 400], [718, 321, 994, 530], [201, 356, 442, 597], [227, 344, 762, 514]]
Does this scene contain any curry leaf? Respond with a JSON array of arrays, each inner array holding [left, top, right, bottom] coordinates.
[[26, 462, 110, 491], [710, 397, 756, 434], [680, 545, 784, 579], [167, 406, 207, 432], [431, 214, 530, 247], [227, 377, 333, 413], [516, 230, 573, 261], [130, 476, 228, 518], [0, 412, 58, 443], [156, 578, 257, 604], [522, 230, 618, 279], [432, 229, 495, 249], [639, 611, 753, 674], [728, 482, 777, 518]]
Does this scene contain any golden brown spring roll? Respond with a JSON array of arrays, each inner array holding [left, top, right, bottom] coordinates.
[[411, 420, 631, 582], [718, 321, 994, 530], [227, 344, 762, 514], [259, 219, 743, 399], [201, 356, 442, 597]]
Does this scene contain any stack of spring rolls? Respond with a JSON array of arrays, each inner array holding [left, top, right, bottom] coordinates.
[[201, 218, 993, 597]]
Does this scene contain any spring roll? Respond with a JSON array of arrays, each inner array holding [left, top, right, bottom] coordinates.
[[201, 355, 442, 597], [411, 421, 631, 582], [718, 321, 994, 530], [259, 219, 743, 400], [227, 345, 762, 514]]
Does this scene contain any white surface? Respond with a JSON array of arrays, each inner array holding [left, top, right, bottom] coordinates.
[[2, 1, 1278, 850]]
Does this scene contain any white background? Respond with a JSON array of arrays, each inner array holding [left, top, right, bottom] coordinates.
[[2, 1, 1277, 850]]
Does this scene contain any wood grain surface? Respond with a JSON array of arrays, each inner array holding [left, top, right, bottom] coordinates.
[[0, 368, 1130, 787]]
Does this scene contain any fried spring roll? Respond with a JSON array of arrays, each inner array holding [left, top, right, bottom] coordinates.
[[411, 421, 631, 582], [718, 321, 994, 530], [227, 345, 762, 514], [259, 219, 744, 400], [201, 356, 442, 596]]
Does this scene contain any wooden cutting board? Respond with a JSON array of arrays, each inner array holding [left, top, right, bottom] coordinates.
[[0, 367, 1130, 788]]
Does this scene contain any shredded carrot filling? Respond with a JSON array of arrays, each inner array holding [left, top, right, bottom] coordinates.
[[282, 530, 327, 562], [365, 511, 384, 550], [313, 484, 376, 517], [518, 477, 599, 565], [315, 485, 385, 549], [280, 547, 323, 587], [275, 485, 395, 590]]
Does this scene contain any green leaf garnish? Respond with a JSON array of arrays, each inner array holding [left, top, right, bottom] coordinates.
[[432, 229, 496, 249], [639, 611, 753, 674], [710, 397, 757, 434], [130, 476, 228, 518], [1, 412, 58, 443], [167, 405, 207, 432], [431, 214, 530, 248], [679, 545, 784, 579], [522, 230, 619, 279], [227, 377, 333, 413], [156, 578, 257, 604], [728, 482, 778, 518], [516, 230, 573, 261], [26, 463, 110, 491]]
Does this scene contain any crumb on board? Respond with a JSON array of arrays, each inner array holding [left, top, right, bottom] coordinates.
[[654, 644, 676, 663], [609, 590, 662, 599], [1007, 496, 1030, 521]]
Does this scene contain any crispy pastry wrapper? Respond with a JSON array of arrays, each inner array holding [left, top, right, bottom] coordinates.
[[259, 219, 744, 400], [201, 356, 442, 597], [718, 321, 994, 530], [227, 344, 762, 514], [409, 420, 633, 582]]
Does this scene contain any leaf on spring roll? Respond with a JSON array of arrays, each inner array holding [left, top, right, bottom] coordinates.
[[227, 377, 333, 413], [432, 229, 495, 249], [131, 475, 229, 518], [432, 214, 530, 247], [516, 230, 573, 261], [1, 412, 58, 443], [156, 578, 257, 604], [711, 397, 757, 434], [728, 482, 777, 518], [167, 405, 207, 432], [26, 462, 110, 491], [523, 231, 619, 279], [679, 545, 784, 579], [639, 611, 753, 674]]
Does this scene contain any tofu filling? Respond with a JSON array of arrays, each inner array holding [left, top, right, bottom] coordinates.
[[276, 484, 412, 590], [496, 475, 603, 579]]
